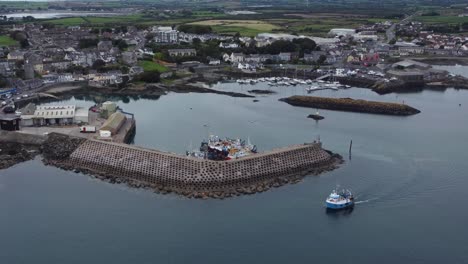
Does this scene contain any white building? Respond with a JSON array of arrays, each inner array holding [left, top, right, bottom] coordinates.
[[21, 105, 89, 126], [230, 53, 244, 63], [153, 26, 178, 43], [328, 28, 356, 37], [219, 42, 239, 49]]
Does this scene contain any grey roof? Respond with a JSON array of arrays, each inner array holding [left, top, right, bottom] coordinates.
[[392, 59, 430, 69], [387, 70, 424, 76], [20, 103, 37, 115], [168, 49, 196, 53]]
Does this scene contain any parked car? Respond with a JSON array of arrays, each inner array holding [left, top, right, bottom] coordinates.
[[3, 106, 15, 114]]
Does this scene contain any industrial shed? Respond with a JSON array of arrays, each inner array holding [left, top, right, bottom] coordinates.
[[99, 112, 126, 135]]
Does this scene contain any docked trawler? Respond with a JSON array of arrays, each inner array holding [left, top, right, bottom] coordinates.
[[187, 135, 257, 161], [325, 189, 354, 209]]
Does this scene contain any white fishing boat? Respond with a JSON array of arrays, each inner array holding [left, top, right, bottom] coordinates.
[[187, 135, 257, 161], [325, 189, 354, 210]]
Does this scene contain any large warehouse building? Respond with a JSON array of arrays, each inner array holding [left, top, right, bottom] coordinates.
[[20, 104, 89, 126]]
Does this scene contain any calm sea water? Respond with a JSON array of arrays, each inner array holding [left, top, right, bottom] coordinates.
[[1, 66, 468, 263]]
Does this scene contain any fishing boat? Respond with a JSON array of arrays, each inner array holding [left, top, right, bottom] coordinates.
[[325, 189, 354, 210], [308, 110, 324, 120], [187, 135, 257, 161]]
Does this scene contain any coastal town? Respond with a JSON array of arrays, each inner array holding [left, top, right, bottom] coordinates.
[[1, 1, 468, 194], [2, 1, 468, 263], [0, 10, 467, 110]]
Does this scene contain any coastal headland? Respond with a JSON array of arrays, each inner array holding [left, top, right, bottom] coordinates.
[[280, 96, 421, 116]]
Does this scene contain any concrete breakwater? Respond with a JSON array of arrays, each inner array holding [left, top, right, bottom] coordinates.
[[42, 133, 342, 198], [280, 96, 421, 116]]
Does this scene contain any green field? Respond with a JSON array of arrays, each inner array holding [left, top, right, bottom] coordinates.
[[43, 17, 87, 26], [187, 15, 399, 36], [193, 11, 225, 18], [138, 60, 169, 73], [42, 14, 151, 26], [415, 15, 468, 25], [0, 35, 18, 46], [85, 15, 146, 24], [190, 20, 280, 36], [0, 1, 48, 9]]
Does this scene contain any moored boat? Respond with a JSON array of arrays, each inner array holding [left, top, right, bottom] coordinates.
[[187, 135, 257, 161]]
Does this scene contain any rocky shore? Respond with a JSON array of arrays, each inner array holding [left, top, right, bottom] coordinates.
[[280, 96, 421, 116], [248, 89, 276, 94], [0, 142, 41, 170], [45, 81, 254, 99]]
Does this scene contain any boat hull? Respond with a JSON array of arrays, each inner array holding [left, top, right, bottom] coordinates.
[[326, 201, 354, 210]]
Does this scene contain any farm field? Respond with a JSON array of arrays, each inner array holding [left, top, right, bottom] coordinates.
[[415, 15, 468, 25], [43, 17, 87, 26], [189, 20, 280, 36], [42, 15, 151, 26]]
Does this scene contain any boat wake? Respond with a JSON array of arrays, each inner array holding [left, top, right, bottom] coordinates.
[[354, 198, 378, 204]]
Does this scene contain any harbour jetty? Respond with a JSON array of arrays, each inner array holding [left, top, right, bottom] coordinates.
[[280, 96, 420, 116], [40, 133, 343, 199], [248, 89, 276, 94]]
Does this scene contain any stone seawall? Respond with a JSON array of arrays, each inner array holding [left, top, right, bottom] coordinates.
[[0, 131, 47, 145], [54, 138, 341, 198], [280, 96, 421, 116]]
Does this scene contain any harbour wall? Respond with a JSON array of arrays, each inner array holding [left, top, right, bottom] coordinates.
[[53, 137, 340, 197], [0, 131, 47, 145], [280, 96, 421, 116]]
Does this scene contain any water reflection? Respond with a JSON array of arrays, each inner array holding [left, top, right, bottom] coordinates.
[[325, 207, 355, 218]]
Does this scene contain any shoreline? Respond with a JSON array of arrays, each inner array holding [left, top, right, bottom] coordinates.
[[411, 57, 468, 66], [42, 82, 255, 99]]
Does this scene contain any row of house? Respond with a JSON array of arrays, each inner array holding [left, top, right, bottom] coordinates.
[[223, 52, 301, 63]]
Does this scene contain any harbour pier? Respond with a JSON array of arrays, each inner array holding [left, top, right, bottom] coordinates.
[[42, 133, 343, 198]]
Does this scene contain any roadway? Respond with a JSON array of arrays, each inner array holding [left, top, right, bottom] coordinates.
[[386, 12, 419, 43]]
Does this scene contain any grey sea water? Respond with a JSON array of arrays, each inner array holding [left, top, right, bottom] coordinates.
[[1, 66, 468, 263]]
